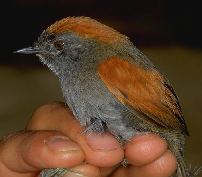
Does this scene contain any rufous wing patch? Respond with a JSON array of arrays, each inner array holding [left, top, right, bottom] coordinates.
[[46, 17, 127, 44], [98, 56, 188, 134]]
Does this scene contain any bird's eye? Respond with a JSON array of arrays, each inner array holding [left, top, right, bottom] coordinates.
[[54, 40, 64, 51]]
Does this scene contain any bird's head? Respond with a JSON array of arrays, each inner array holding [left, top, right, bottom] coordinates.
[[16, 17, 130, 76]]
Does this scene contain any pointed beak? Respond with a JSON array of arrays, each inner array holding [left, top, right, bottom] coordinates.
[[14, 46, 40, 55]]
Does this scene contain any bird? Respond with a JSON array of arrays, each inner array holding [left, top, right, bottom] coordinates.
[[16, 16, 193, 177]]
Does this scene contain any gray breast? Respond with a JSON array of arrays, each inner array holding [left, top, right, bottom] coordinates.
[[60, 71, 139, 140]]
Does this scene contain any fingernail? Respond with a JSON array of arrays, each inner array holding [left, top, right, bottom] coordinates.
[[45, 135, 80, 152], [86, 133, 120, 151]]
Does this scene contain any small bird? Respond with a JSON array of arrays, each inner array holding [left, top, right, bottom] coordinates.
[[16, 17, 192, 177]]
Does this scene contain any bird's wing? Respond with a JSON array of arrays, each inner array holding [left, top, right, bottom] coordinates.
[[97, 56, 189, 135]]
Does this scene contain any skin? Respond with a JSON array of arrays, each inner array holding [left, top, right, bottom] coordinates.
[[0, 102, 177, 177]]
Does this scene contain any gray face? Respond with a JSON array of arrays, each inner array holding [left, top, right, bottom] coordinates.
[[34, 31, 97, 76]]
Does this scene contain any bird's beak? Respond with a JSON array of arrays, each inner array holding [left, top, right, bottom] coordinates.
[[14, 46, 40, 55]]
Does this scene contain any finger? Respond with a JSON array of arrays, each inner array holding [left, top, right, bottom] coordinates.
[[79, 132, 124, 167], [100, 134, 168, 177], [69, 164, 101, 177], [27, 102, 83, 140], [125, 134, 168, 166], [127, 150, 177, 177], [27, 102, 124, 167], [0, 131, 84, 173], [111, 150, 177, 177], [99, 165, 120, 177]]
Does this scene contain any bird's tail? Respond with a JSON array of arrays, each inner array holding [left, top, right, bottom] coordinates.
[[174, 157, 201, 177], [175, 155, 190, 177]]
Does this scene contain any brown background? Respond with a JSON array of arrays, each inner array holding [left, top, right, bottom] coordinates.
[[0, 0, 201, 170]]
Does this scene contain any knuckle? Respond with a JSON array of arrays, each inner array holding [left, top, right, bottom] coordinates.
[[27, 102, 65, 129], [33, 101, 65, 117], [0, 131, 25, 147]]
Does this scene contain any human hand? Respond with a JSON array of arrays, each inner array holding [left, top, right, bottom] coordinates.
[[0, 102, 177, 177]]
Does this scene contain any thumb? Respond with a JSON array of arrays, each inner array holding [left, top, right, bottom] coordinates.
[[0, 130, 84, 174]]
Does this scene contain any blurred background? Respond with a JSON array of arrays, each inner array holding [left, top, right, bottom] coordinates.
[[0, 0, 201, 168]]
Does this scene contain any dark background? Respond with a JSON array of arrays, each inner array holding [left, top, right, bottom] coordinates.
[[1, 0, 202, 65], [0, 0, 202, 169]]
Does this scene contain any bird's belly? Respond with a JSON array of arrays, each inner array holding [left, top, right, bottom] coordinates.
[[63, 79, 147, 141]]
